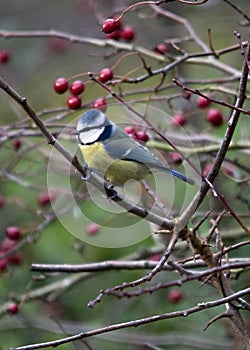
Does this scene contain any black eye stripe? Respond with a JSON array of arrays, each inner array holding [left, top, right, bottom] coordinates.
[[78, 134, 84, 145]]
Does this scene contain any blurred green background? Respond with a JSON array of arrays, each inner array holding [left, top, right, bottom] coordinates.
[[1, 1, 250, 349]]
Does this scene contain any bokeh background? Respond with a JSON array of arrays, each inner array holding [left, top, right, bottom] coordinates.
[[1, 1, 250, 349]]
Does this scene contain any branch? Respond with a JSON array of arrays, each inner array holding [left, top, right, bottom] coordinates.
[[177, 36, 250, 236], [88, 230, 180, 307], [172, 79, 250, 116], [0, 77, 174, 230], [10, 287, 250, 350], [0, 29, 167, 62], [30, 258, 250, 273], [0, 28, 244, 80], [99, 260, 250, 299]]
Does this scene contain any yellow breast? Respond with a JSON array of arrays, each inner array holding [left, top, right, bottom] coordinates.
[[79, 143, 149, 186]]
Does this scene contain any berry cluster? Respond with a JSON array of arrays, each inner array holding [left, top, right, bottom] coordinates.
[[0, 226, 22, 272], [0, 190, 55, 273], [196, 95, 224, 126], [124, 126, 149, 142], [171, 94, 224, 128], [54, 78, 84, 110], [53, 75, 109, 111], [102, 17, 135, 42], [197, 95, 224, 127]]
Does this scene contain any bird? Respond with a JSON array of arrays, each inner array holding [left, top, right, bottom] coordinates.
[[76, 109, 194, 186]]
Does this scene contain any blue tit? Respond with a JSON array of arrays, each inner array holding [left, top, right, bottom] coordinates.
[[76, 109, 194, 186]]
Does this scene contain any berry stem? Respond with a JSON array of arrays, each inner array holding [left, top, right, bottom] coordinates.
[[173, 79, 250, 115], [115, 0, 165, 23]]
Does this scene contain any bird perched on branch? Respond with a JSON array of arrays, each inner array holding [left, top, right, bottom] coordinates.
[[76, 109, 194, 186]]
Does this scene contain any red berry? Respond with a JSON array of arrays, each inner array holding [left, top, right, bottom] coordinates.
[[129, 134, 136, 140], [149, 254, 161, 262], [168, 289, 183, 303], [93, 97, 107, 112], [206, 108, 224, 127], [48, 37, 69, 53], [125, 127, 149, 142], [124, 126, 135, 135], [169, 152, 183, 165], [67, 95, 82, 110], [7, 302, 19, 314], [70, 80, 85, 96], [105, 30, 120, 40], [222, 163, 235, 177], [203, 163, 212, 177], [102, 18, 117, 34], [196, 95, 211, 108], [13, 138, 21, 151], [172, 113, 187, 127], [98, 68, 113, 83], [0, 50, 10, 63], [154, 43, 169, 55], [86, 223, 100, 236], [182, 90, 192, 100], [113, 16, 122, 30], [104, 17, 122, 39], [53, 77, 69, 94], [6, 226, 21, 240], [38, 191, 55, 207], [120, 26, 135, 41], [0, 195, 4, 208], [135, 130, 149, 142], [9, 254, 22, 265], [1, 238, 16, 252], [0, 258, 8, 271]]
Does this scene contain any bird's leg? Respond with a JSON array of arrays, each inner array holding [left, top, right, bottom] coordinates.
[[81, 167, 104, 181], [80, 166, 117, 199], [104, 183, 117, 199], [80, 167, 92, 181]]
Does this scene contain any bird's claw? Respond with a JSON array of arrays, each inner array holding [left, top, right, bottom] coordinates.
[[81, 168, 91, 181], [104, 184, 117, 199]]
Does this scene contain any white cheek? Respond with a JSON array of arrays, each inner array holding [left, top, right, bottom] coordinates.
[[79, 127, 105, 144]]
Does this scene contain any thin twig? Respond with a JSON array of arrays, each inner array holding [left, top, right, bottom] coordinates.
[[178, 36, 250, 236], [10, 287, 250, 350]]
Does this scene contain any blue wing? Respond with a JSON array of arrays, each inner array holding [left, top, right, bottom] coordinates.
[[103, 125, 194, 184]]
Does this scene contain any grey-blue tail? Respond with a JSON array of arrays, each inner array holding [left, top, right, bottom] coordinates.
[[145, 162, 194, 185], [170, 169, 194, 185]]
